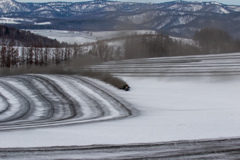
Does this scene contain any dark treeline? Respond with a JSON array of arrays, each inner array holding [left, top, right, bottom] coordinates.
[[81, 28, 240, 63], [194, 28, 240, 54], [124, 34, 170, 59], [123, 34, 201, 59], [0, 25, 63, 47], [88, 41, 122, 62], [121, 28, 240, 60], [83, 34, 201, 62]]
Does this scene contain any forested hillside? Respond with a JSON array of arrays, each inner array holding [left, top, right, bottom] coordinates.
[[0, 25, 62, 47]]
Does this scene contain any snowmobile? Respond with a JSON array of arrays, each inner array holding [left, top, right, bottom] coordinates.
[[121, 84, 130, 91]]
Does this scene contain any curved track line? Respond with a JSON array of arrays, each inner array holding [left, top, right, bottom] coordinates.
[[0, 92, 10, 115], [0, 81, 31, 123], [1, 138, 240, 160], [0, 74, 136, 131]]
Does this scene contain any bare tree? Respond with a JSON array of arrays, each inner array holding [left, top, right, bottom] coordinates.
[[21, 47, 26, 67], [44, 45, 49, 66], [89, 41, 114, 62], [194, 28, 233, 54], [39, 45, 44, 66], [124, 34, 170, 59], [34, 44, 39, 66], [53, 47, 61, 65], [0, 39, 7, 68], [11, 47, 19, 68]]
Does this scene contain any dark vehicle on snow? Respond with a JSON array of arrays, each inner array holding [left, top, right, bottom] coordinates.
[[120, 84, 130, 91]]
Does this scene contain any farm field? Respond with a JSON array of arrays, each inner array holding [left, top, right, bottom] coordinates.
[[29, 29, 155, 44], [1, 28, 240, 159], [1, 51, 240, 159]]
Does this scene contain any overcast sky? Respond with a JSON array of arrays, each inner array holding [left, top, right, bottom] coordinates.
[[15, 0, 240, 5]]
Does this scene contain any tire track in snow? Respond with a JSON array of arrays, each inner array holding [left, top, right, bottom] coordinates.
[[13, 76, 55, 121], [30, 75, 79, 121], [0, 92, 10, 114], [77, 76, 133, 118], [27, 75, 78, 121], [0, 81, 31, 123], [52, 75, 106, 119], [0, 74, 135, 131], [1, 138, 240, 160]]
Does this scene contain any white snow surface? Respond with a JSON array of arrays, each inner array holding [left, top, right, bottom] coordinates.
[[170, 36, 195, 45], [228, 6, 240, 12], [168, 4, 203, 12], [28, 30, 155, 44], [0, 17, 34, 24], [172, 15, 196, 26], [34, 22, 51, 25], [1, 53, 240, 148]]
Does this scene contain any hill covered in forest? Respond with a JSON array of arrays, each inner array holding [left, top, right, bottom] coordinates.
[[0, 25, 62, 47]]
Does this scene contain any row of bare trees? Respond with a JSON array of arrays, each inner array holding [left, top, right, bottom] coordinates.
[[2, 27, 240, 69], [0, 39, 73, 68], [124, 34, 170, 59], [0, 24, 76, 69], [122, 34, 202, 59], [0, 40, 19, 68], [194, 28, 240, 54], [87, 34, 184, 62], [88, 41, 122, 62], [85, 33, 203, 62], [120, 28, 240, 59]]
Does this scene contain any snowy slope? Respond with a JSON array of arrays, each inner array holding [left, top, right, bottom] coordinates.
[[29, 29, 155, 44], [0, 0, 30, 13], [0, 53, 240, 149]]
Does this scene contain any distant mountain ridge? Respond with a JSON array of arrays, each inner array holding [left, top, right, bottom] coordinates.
[[1, 0, 240, 38]]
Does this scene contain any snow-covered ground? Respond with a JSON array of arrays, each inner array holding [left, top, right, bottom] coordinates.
[[29, 30, 155, 44], [0, 17, 34, 24], [170, 36, 195, 45], [0, 53, 240, 148]]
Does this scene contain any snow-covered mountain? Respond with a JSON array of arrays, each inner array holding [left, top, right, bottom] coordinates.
[[1, 0, 240, 38], [1, 0, 239, 15], [0, 0, 30, 13]]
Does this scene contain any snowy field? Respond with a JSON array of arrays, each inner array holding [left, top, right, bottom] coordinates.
[[1, 28, 240, 157], [29, 30, 155, 44], [0, 53, 240, 152]]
